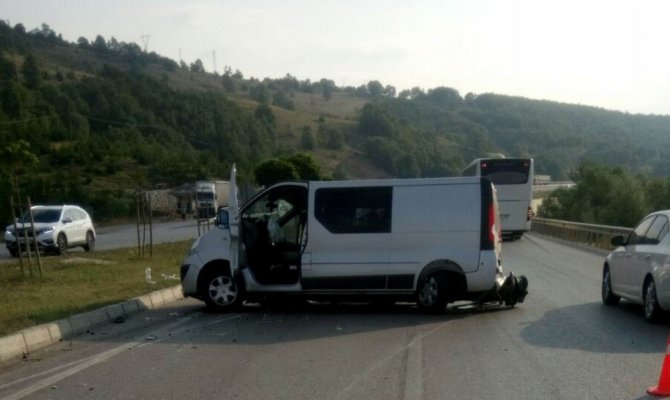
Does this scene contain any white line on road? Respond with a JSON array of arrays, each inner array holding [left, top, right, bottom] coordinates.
[[0, 313, 241, 400], [403, 333, 423, 400], [334, 321, 446, 400]]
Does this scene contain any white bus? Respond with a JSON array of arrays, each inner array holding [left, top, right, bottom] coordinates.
[[462, 158, 534, 240]]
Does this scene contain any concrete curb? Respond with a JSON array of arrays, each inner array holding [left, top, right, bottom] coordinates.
[[0, 285, 184, 363]]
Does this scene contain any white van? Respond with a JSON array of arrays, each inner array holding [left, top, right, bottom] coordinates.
[[180, 166, 527, 312]]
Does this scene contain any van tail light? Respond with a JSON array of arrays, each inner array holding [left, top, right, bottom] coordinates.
[[488, 203, 496, 245], [480, 179, 497, 250]]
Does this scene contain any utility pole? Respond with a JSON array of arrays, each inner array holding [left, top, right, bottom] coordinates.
[[212, 50, 217, 74], [140, 34, 150, 52], [178, 48, 182, 62]]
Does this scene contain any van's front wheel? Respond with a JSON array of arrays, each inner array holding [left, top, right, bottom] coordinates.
[[417, 274, 448, 313], [202, 273, 243, 311]]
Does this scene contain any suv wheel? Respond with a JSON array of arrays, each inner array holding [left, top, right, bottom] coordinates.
[[83, 231, 95, 252], [56, 233, 67, 255]]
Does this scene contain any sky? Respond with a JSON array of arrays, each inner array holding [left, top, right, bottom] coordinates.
[[2, 0, 669, 115]]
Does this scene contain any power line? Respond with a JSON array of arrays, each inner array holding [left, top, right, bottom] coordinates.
[[0, 116, 51, 126]]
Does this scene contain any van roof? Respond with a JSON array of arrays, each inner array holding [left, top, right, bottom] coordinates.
[[306, 176, 484, 189]]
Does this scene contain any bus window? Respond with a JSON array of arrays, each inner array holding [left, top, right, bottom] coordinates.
[[480, 160, 531, 185]]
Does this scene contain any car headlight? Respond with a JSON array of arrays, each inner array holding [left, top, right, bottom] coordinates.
[[35, 227, 55, 236], [189, 237, 201, 254]]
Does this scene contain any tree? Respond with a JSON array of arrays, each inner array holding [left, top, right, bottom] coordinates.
[[0, 82, 21, 117], [323, 127, 344, 149], [254, 159, 299, 187], [358, 104, 394, 137], [272, 90, 294, 110], [0, 55, 17, 82], [285, 153, 321, 180], [322, 84, 332, 100], [367, 80, 384, 98], [539, 162, 648, 227], [300, 126, 315, 150], [20, 53, 41, 88], [92, 35, 107, 53], [77, 37, 90, 48], [250, 84, 269, 104], [190, 59, 205, 73], [222, 74, 235, 92], [425, 87, 463, 108], [255, 104, 276, 128], [1, 140, 38, 194], [398, 89, 411, 100]]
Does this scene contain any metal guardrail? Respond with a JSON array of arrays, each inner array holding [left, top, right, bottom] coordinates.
[[531, 217, 633, 250]]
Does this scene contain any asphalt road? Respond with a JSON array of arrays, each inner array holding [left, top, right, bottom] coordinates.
[[0, 219, 207, 260], [0, 233, 668, 400]]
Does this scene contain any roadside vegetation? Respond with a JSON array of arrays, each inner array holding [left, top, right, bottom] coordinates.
[[3, 21, 670, 228], [0, 240, 190, 336], [539, 162, 670, 227]]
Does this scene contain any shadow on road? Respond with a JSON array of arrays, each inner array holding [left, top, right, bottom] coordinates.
[[61, 299, 517, 349], [520, 301, 670, 354]]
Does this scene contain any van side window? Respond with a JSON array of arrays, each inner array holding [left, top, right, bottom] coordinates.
[[315, 187, 392, 234]]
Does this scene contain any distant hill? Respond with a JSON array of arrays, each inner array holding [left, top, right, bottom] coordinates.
[[1, 21, 669, 222]]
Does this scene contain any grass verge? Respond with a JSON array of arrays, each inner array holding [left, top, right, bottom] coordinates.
[[0, 240, 191, 337]]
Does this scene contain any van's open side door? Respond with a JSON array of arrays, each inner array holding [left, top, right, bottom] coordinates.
[[229, 164, 240, 269]]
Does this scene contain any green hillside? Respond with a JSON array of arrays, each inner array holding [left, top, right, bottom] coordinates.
[[2, 21, 670, 223]]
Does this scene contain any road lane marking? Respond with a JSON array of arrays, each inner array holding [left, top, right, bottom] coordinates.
[[334, 322, 446, 400], [403, 334, 423, 400], [0, 313, 241, 400]]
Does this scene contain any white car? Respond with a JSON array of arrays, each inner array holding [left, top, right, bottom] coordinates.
[[4, 205, 96, 256], [602, 210, 670, 322]]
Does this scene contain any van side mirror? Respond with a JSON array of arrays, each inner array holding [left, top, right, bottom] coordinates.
[[215, 208, 229, 229], [611, 235, 626, 247]]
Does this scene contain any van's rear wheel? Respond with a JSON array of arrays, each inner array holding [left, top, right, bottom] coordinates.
[[202, 272, 243, 311], [417, 274, 448, 313]]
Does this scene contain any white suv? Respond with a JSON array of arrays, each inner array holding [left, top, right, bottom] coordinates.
[[4, 205, 96, 256]]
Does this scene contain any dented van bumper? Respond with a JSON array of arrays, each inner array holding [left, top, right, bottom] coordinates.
[[495, 272, 528, 307]]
